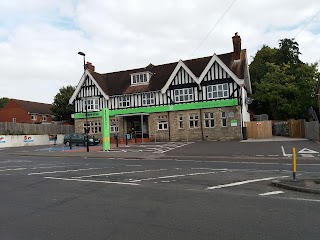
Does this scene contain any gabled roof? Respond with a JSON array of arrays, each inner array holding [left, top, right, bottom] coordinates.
[[13, 99, 53, 115], [71, 49, 249, 101]]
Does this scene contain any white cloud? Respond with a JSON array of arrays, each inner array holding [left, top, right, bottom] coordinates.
[[0, 0, 319, 103]]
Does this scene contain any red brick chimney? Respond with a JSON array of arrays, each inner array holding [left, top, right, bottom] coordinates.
[[232, 32, 241, 60], [85, 62, 95, 72]]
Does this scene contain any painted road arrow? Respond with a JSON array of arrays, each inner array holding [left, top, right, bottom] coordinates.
[[298, 148, 319, 154]]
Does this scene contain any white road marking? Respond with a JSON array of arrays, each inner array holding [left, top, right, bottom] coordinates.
[[268, 155, 279, 157], [73, 169, 168, 179], [44, 177, 140, 186], [281, 146, 292, 157], [0, 168, 27, 172], [259, 191, 284, 196], [130, 171, 221, 183], [298, 148, 319, 154], [28, 167, 106, 175], [300, 154, 314, 158], [207, 176, 289, 190], [279, 197, 320, 203], [256, 155, 264, 157]]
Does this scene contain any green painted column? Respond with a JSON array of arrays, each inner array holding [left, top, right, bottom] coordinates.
[[101, 108, 110, 151]]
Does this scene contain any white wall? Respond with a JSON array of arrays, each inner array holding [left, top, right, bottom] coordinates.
[[0, 134, 64, 148]]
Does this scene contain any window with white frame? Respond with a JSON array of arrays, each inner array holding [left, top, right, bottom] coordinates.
[[158, 120, 168, 130], [42, 115, 47, 121], [142, 92, 155, 106], [189, 113, 199, 128], [174, 88, 194, 103], [85, 98, 99, 111], [110, 124, 119, 133], [204, 112, 214, 128], [131, 73, 149, 85], [31, 115, 36, 120], [178, 114, 183, 129], [207, 83, 229, 99], [221, 112, 227, 127], [119, 95, 131, 108], [12, 118, 16, 123], [84, 121, 101, 134]]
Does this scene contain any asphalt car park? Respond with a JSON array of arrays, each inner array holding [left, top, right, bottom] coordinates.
[[1, 141, 320, 240]]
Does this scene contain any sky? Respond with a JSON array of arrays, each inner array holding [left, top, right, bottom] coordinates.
[[1, 0, 320, 104]]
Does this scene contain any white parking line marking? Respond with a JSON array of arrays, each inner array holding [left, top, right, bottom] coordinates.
[[28, 167, 106, 175], [300, 154, 314, 158], [268, 155, 279, 157], [44, 177, 140, 186], [259, 191, 284, 196], [130, 171, 223, 183], [0, 168, 27, 172], [281, 146, 292, 157], [207, 176, 289, 190], [73, 169, 168, 179]]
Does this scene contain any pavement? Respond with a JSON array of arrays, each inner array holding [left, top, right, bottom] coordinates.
[[272, 179, 320, 194], [4, 136, 320, 195]]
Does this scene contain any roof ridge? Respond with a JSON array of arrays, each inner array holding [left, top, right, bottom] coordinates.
[[13, 99, 52, 105]]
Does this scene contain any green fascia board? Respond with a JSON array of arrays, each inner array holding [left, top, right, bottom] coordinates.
[[73, 98, 238, 119]]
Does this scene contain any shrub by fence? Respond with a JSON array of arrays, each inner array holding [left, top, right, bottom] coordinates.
[[0, 122, 74, 135]]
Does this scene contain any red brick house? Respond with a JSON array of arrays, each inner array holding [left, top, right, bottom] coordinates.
[[0, 99, 54, 123]]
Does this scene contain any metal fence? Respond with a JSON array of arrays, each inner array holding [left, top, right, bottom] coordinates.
[[0, 122, 74, 135]]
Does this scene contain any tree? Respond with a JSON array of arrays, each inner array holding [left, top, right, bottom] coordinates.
[[249, 38, 319, 120], [51, 85, 75, 122], [0, 97, 9, 110]]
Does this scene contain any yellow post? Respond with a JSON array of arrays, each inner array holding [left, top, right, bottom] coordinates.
[[293, 148, 297, 181]]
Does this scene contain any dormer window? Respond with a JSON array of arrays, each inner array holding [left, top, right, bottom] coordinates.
[[131, 72, 150, 85]]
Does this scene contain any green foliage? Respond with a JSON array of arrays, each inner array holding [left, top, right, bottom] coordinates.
[[51, 85, 75, 122], [250, 38, 319, 120], [0, 97, 9, 110]]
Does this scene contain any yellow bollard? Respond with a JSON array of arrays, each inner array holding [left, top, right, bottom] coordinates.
[[293, 148, 297, 181]]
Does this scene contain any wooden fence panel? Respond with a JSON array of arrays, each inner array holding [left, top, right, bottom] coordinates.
[[0, 122, 74, 135], [245, 121, 272, 139], [288, 119, 304, 138]]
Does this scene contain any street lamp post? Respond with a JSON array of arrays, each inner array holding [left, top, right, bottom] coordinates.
[[78, 51, 89, 152]]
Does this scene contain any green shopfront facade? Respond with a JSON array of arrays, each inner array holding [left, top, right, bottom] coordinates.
[[73, 98, 242, 142]]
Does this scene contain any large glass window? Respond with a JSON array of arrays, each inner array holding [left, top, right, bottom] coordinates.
[[142, 93, 155, 106], [119, 95, 130, 108], [207, 83, 229, 99], [174, 88, 194, 103]]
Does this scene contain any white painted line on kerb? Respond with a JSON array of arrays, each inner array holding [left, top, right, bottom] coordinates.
[[73, 169, 168, 179], [259, 191, 284, 196], [44, 177, 140, 186], [207, 176, 289, 190], [28, 167, 106, 175]]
